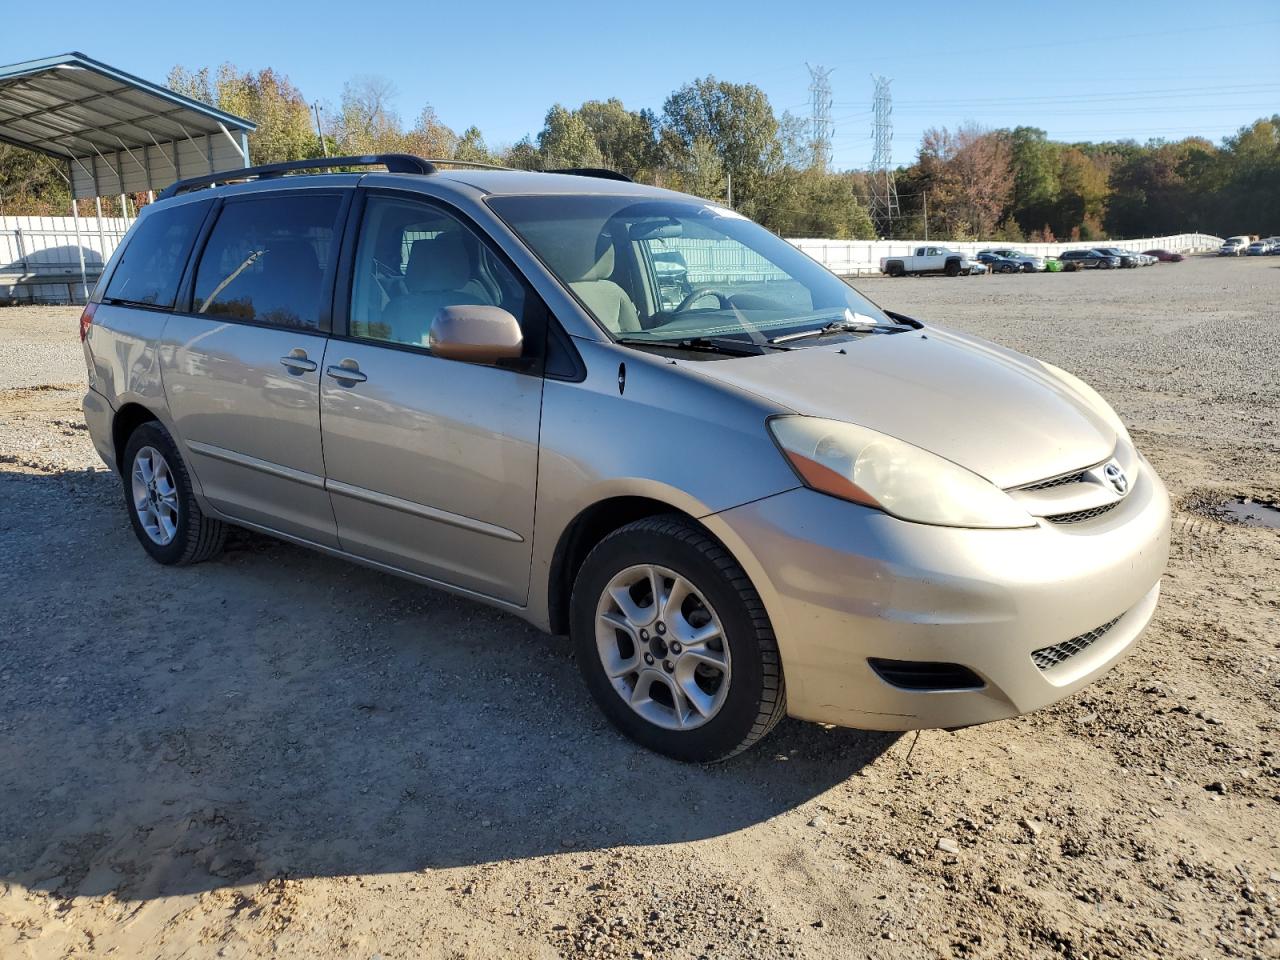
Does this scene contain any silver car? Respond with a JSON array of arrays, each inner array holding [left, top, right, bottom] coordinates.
[[80, 155, 1170, 762]]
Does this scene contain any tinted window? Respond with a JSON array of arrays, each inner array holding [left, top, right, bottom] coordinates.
[[103, 201, 208, 308], [349, 195, 525, 348], [193, 194, 342, 330]]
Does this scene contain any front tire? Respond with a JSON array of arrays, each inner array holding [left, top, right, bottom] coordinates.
[[122, 421, 225, 565], [570, 516, 786, 762]]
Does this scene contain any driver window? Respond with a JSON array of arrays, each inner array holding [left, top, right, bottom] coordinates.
[[350, 196, 524, 347]]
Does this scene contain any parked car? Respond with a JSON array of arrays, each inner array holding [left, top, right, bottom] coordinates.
[[1058, 249, 1121, 271], [1143, 249, 1184, 262], [1246, 239, 1273, 256], [1219, 236, 1250, 256], [979, 248, 1046, 272], [1043, 257, 1065, 272], [975, 251, 1022, 274], [80, 154, 1170, 762], [1269, 237, 1280, 255], [880, 246, 974, 277], [1096, 247, 1143, 268]]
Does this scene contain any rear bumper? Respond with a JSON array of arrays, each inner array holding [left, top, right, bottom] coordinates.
[[82, 386, 116, 473], [703, 460, 1171, 731]]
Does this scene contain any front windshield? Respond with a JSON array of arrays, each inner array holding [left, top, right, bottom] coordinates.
[[488, 195, 890, 343]]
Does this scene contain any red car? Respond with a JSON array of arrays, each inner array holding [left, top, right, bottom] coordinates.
[[1143, 249, 1184, 262]]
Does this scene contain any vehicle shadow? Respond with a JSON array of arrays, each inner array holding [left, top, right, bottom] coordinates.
[[0, 468, 898, 902]]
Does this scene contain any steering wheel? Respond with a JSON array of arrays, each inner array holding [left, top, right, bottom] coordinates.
[[674, 288, 734, 313]]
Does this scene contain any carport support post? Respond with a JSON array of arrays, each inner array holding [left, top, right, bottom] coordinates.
[[93, 197, 107, 266], [70, 195, 88, 302]]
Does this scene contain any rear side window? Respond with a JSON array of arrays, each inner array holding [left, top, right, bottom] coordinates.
[[103, 201, 208, 308], [193, 194, 342, 330]]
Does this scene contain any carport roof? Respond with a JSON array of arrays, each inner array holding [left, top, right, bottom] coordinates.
[[0, 51, 256, 199]]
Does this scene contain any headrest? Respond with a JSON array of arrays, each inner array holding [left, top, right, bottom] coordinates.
[[406, 233, 472, 292], [544, 229, 616, 282]]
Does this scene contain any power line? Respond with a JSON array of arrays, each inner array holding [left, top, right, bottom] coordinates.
[[893, 81, 1280, 108]]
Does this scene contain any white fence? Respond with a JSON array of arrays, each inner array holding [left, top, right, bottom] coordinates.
[[1, 214, 131, 303], [0, 214, 1226, 304], [787, 233, 1225, 277]]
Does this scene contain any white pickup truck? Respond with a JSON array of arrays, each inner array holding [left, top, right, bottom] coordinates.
[[880, 246, 974, 277]]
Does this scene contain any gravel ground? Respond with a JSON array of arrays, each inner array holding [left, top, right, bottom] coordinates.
[[0, 255, 1277, 959]]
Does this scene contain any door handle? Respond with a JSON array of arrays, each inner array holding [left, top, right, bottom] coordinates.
[[325, 362, 367, 384], [280, 354, 318, 373]]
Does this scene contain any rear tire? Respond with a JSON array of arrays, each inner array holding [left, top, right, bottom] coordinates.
[[570, 515, 786, 763], [122, 421, 225, 565]]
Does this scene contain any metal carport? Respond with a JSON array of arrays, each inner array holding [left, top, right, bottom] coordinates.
[[0, 51, 255, 297]]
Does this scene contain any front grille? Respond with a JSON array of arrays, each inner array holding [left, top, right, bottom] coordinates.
[[1022, 471, 1087, 491], [1046, 502, 1120, 524], [1031, 615, 1122, 671]]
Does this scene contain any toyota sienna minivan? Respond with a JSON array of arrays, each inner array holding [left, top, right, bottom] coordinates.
[[80, 155, 1170, 762]]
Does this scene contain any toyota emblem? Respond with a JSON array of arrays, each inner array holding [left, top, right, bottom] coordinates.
[[1104, 463, 1128, 495]]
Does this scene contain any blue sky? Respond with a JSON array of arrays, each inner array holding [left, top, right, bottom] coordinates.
[[3, 1, 1277, 169]]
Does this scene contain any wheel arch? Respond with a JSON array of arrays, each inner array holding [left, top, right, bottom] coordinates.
[[112, 402, 161, 476], [547, 495, 709, 636]]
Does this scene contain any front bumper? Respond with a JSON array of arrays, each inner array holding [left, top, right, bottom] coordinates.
[[703, 461, 1170, 731]]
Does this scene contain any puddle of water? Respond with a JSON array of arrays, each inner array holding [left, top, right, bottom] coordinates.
[[1220, 497, 1280, 529]]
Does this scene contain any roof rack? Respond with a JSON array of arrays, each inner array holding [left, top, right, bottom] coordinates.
[[546, 167, 633, 182], [156, 154, 635, 200], [157, 154, 436, 199]]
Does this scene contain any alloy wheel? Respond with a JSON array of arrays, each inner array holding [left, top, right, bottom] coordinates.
[[131, 445, 179, 545], [594, 564, 731, 731]]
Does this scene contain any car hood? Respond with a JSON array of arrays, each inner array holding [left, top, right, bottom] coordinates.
[[686, 326, 1117, 489]]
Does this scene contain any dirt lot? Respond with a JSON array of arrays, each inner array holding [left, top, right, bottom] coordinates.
[[1, 256, 1277, 959]]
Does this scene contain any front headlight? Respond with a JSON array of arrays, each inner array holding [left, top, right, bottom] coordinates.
[[1037, 361, 1131, 445], [768, 417, 1036, 529]]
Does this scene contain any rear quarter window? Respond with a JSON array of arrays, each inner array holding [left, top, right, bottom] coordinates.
[[103, 201, 209, 308]]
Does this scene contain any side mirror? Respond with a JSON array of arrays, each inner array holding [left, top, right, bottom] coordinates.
[[429, 305, 523, 364]]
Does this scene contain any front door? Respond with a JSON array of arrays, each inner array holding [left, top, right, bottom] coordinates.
[[319, 191, 543, 604], [162, 190, 348, 547]]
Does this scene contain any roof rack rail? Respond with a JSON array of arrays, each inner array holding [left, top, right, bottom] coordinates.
[[416, 158, 514, 171], [157, 154, 436, 199], [546, 167, 633, 182]]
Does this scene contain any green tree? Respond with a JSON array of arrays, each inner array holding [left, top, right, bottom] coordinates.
[[661, 76, 779, 209], [454, 126, 491, 164], [537, 104, 604, 168], [0, 144, 70, 216], [1006, 126, 1060, 235], [575, 99, 656, 175], [674, 137, 726, 201]]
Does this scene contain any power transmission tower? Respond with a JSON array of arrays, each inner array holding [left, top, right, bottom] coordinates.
[[868, 74, 900, 236], [806, 63, 835, 172]]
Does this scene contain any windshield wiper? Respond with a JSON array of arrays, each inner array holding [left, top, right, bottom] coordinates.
[[768, 320, 908, 345], [614, 336, 779, 356]]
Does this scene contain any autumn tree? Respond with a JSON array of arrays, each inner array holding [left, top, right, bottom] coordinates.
[[168, 64, 318, 164]]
